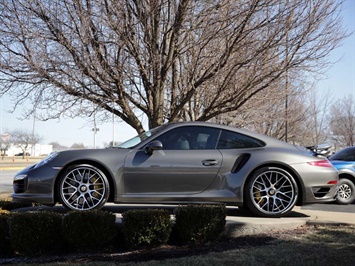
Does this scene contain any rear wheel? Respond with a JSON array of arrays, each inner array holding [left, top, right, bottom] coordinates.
[[58, 164, 110, 211], [245, 167, 298, 218], [336, 178, 355, 205]]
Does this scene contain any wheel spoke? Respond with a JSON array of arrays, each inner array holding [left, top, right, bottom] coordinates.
[[251, 169, 296, 215], [60, 166, 107, 210], [338, 184, 351, 199]]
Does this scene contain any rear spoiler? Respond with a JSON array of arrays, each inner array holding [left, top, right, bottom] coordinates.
[[306, 143, 332, 157]]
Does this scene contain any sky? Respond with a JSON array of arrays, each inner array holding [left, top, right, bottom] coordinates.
[[0, 0, 355, 148], [316, 0, 355, 98]]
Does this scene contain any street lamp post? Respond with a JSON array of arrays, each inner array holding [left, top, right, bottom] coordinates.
[[92, 127, 99, 148], [92, 109, 99, 148]]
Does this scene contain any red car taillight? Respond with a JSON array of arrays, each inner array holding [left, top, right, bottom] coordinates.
[[307, 160, 333, 167], [327, 180, 338, 185]]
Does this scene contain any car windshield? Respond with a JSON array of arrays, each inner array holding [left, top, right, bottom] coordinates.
[[115, 125, 166, 149]]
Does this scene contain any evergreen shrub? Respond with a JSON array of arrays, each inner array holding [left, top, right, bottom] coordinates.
[[8, 211, 64, 256], [0, 213, 13, 256], [173, 204, 226, 244], [122, 209, 172, 249], [62, 210, 117, 251]]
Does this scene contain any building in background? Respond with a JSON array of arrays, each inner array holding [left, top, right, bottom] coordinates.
[[6, 144, 52, 157]]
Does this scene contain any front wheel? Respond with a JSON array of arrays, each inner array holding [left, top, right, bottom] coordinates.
[[336, 178, 355, 205], [245, 167, 298, 218], [57, 164, 110, 211]]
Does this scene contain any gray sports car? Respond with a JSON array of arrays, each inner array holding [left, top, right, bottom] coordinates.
[[12, 122, 338, 217]]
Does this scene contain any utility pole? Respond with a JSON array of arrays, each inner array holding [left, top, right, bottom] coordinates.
[[92, 110, 99, 148]]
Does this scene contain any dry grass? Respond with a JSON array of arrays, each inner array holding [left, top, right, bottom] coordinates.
[[0, 193, 11, 201], [3, 225, 354, 265], [120, 225, 355, 266]]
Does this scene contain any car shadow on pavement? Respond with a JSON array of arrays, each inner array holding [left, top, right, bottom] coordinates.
[[10, 204, 311, 219], [226, 206, 310, 218]]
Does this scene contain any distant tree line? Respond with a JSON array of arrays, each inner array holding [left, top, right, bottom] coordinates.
[[0, 129, 42, 158]]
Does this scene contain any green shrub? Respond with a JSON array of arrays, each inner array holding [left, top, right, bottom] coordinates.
[[9, 211, 64, 256], [122, 209, 173, 249], [173, 204, 226, 244], [0, 213, 13, 256], [0, 200, 33, 211], [62, 210, 117, 251]]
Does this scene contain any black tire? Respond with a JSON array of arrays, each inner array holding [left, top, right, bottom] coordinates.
[[57, 164, 110, 211], [336, 178, 355, 205], [245, 167, 298, 218]]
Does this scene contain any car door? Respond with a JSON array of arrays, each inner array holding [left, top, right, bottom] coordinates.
[[123, 126, 223, 194]]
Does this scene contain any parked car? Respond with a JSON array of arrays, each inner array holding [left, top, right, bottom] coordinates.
[[15, 152, 30, 156], [12, 121, 338, 218], [328, 147, 355, 204]]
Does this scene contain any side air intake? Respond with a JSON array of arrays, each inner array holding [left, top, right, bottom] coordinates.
[[231, 153, 251, 173]]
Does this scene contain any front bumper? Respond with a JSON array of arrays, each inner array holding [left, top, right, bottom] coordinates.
[[11, 164, 60, 206]]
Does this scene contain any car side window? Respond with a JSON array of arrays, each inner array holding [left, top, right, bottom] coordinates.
[[154, 126, 221, 150], [217, 130, 265, 149]]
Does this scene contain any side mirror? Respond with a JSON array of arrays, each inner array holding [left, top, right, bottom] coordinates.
[[145, 140, 163, 155]]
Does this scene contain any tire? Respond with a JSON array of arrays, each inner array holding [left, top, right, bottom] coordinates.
[[245, 167, 298, 218], [336, 178, 355, 205], [58, 164, 110, 211]]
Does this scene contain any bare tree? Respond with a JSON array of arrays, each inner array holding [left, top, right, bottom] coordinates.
[[213, 76, 311, 144], [303, 87, 333, 145], [0, 133, 11, 158], [48, 141, 68, 151], [9, 129, 43, 158], [70, 143, 86, 149], [0, 0, 347, 134], [329, 95, 355, 148]]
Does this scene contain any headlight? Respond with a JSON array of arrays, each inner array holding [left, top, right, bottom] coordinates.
[[14, 174, 27, 181], [34, 151, 59, 168]]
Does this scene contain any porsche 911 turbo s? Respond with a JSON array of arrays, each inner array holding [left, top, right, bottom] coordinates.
[[12, 122, 338, 218]]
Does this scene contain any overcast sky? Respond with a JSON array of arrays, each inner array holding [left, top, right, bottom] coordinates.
[[1, 0, 354, 148]]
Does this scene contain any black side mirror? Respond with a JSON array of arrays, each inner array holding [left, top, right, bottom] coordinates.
[[145, 140, 163, 155]]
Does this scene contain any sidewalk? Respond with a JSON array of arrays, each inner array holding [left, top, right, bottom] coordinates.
[[224, 206, 355, 237], [296, 206, 355, 225]]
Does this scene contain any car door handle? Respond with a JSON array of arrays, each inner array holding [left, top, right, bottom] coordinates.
[[202, 160, 219, 166]]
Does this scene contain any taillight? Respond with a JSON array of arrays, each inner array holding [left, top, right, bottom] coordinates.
[[307, 160, 332, 167]]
